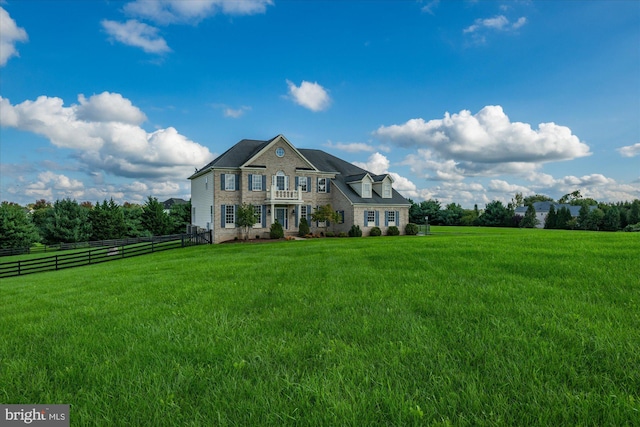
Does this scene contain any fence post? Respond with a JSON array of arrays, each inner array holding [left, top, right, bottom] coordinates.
[[18, 260, 21, 276], [55, 255, 58, 271]]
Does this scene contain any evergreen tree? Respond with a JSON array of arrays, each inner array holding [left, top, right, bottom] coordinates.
[[42, 198, 92, 244], [544, 205, 557, 229], [602, 206, 621, 231], [29, 199, 51, 242], [577, 204, 590, 230], [628, 200, 640, 225], [141, 196, 169, 236], [167, 201, 191, 234], [123, 202, 144, 237], [583, 208, 604, 231], [520, 204, 538, 228], [556, 207, 572, 229], [0, 202, 40, 249], [478, 201, 510, 227]]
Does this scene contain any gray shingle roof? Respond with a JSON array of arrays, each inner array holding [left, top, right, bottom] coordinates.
[[190, 136, 410, 206]]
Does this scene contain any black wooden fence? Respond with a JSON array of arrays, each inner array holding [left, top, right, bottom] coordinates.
[[0, 231, 212, 279]]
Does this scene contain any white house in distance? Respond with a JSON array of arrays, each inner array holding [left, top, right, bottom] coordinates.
[[189, 134, 411, 243], [515, 201, 589, 228]]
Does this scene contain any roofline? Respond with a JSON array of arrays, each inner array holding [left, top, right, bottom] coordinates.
[[241, 134, 319, 171]]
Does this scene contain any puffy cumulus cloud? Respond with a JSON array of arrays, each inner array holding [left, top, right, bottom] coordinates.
[[76, 92, 147, 124], [24, 172, 85, 200], [102, 19, 171, 54], [374, 106, 590, 165], [524, 172, 639, 204], [0, 7, 28, 66], [353, 152, 390, 175], [402, 149, 465, 182], [324, 141, 376, 153], [352, 152, 419, 199], [124, 0, 273, 25], [488, 179, 532, 195], [0, 93, 213, 180], [618, 143, 640, 158], [286, 80, 331, 112]]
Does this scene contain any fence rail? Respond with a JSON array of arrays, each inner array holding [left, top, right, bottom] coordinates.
[[0, 236, 176, 257], [0, 231, 211, 279]]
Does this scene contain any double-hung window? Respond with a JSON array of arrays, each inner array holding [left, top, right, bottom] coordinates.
[[387, 210, 396, 226], [367, 210, 375, 226], [252, 174, 263, 191], [253, 205, 262, 228], [225, 174, 236, 191], [383, 183, 392, 198], [300, 205, 307, 219], [275, 171, 288, 191], [318, 178, 327, 193], [299, 177, 308, 192], [363, 183, 372, 198], [225, 205, 235, 228]]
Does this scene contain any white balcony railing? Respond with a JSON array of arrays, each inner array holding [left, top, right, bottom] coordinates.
[[266, 185, 303, 203]]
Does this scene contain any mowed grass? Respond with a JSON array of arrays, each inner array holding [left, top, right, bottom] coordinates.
[[1, 228, 639, 426]]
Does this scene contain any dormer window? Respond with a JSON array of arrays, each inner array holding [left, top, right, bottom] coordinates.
[[363, 182, 372, 198], [383, 183, 391, 198]]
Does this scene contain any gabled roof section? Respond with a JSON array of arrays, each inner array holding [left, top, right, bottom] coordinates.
[[241, 134, 318, 171], [345, 172, 371, 183], [372, 174, 394, 183], [300, 149, 410, 206], [189, 138, 271, 179]]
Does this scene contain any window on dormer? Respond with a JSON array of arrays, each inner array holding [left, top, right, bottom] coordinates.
[[363, 183, 372, 198], [383, 183, 392, 198]]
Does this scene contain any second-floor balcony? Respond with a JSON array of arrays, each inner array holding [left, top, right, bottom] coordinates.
[[266, 185, 303, 204]]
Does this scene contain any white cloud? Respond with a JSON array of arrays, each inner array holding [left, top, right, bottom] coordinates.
[[223, 106, 251, 118], [124, 0, 273, 25], [0, 93, 213, 180], [353, 152, 390, 175], [618, 143, 640, 158], [286, 80, 331, 112], [464, 15, 527, 34], [0, 7, 28, 66], [374, 105, 591, 164], [488, 179, 532, 195], [420, 0, 440, 15], [77, 92, 147, 124], [102, 19, 171, 54], [325, 141, 376, 153]]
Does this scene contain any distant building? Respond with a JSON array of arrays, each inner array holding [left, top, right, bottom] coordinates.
[[162, 198, 188, 214], [515, 201, 594, 228]]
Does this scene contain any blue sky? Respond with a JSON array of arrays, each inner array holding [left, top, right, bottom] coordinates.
[[1, 0, 638, 208]]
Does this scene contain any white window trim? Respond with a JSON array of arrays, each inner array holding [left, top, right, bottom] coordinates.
[[252, 174, 262, 191], [225, 205, 235, 228], [318, 178, 327, 193], [387, 211, 396, 227], [367, 211, 375, 226], [253, 205, 263, 228], [225, 174, 236, 191], [383, 183, 392, 198], [299, 177, 308, 192], [363, 182, 372, 198]]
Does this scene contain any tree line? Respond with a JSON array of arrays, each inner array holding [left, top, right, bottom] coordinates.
[[408, 191, 640, 232], [0, 197, 191, 249]]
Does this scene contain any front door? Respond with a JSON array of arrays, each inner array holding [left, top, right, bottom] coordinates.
[[275, 207, 288, 229]]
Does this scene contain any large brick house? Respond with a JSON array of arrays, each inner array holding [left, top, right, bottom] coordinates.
[[189, 134, 411, 243]]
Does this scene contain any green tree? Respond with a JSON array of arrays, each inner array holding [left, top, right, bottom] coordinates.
[[523, 194, 554, 205], [42, 198, 92, 244], [577, 204, 590, 230], [235, 203, 258, 240], [519, 204, 538, 228], [628, 200, 640, 225], [583, 208, 604, 231], [0, 202, 40, 249], [440, 203, 464, 225], [311, 204, 340, 233], [141, 196, 169, 236], [544, 205, 557, 229], [558, 190, 582, 204], [168, 200, 192, 234], [298, 217, 310, 237], [89, 199, 126, 240], [478, 201, 510, 227], [556, 206, 572, 229], [602, 206, 621, 231], [28, 199, 51, 242], [123, 202, 145, 237]]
